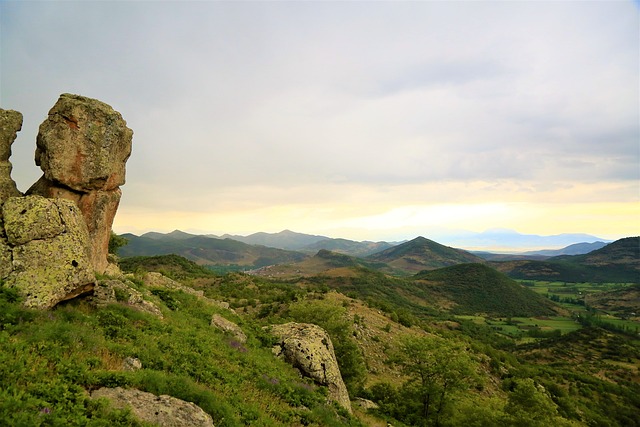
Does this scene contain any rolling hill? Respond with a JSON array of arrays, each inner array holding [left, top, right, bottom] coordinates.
[[413, 263, 559, 317], [367, 236, 484, 273]]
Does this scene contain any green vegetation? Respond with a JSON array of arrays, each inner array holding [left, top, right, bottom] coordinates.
[[0, 285, 361, 426], [3, 248, 639, 426]]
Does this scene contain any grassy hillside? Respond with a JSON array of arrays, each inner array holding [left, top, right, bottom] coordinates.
[[4, 253, 639, 426], [414, 263, 559, 317], [367, 236, 484, 273]]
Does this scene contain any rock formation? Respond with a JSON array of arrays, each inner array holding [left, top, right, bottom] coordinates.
[[0, 109, 23, 201], [91, 279, 163, 318], [91, 387, 214, 427], [27, 93, 133, 274], [211, 313, 247, 343], [0, 195, 95, 309], [270, 322, 352, 413]]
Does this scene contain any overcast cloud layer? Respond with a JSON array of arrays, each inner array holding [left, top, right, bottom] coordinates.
[[1, 1, 638, 244]]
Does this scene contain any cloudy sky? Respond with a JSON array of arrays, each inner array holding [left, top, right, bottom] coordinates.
[[1, 0, 638, 245]]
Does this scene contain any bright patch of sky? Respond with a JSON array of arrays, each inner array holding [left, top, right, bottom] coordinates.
[[1, 0, 638, 244]]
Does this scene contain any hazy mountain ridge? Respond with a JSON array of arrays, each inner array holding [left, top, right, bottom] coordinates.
[[118, 232, 307, 268]]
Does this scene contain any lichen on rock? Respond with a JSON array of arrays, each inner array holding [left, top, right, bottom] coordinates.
[[270, 322, 352, 413], [1, 195, 95, 309], [91, 387, 214, 427]]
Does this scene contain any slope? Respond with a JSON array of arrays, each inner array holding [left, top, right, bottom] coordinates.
[[414, 263, 559, 317], [367, 236, 484, 273]]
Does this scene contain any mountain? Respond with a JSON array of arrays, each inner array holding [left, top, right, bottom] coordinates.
[[491, 237, 640, 283], [220, 229, 328, 250], [442, 228, 609, 251], [300, 238, 395, 257], [414, 263, 559, 317], [367, 236, 484, 272], [142, 229, 197, 240], [118, 233, 307, 268], [221, 230, 396, 257], [523, 241, 609, 256], [474, 241, 609, 261]]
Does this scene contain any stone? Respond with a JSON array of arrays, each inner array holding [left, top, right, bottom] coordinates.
[[270, 322, 352, 413], [0, 109, 23, 201], [143, 272, 232, 311], [2, 195, 65, 245], [2, 195, 95, 309], [91, 279, 163, 318], [122, 357, 142, 371], [353, 397, 379, 410], [28, 93, 133, 274], [34, 93, 132, 192], [29, 177, 121, 273], [210, 314, 247, 343], [91, 387, 214, 427]]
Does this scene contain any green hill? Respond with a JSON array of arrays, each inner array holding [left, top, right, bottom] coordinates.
[[414, 263, 558, 317], [367, 236, 484, 272]]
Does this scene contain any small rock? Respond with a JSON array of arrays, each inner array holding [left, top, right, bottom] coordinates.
[[122, 357, 142, 371]]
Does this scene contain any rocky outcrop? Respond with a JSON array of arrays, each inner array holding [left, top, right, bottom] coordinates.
[[0, 195, 95, 309], [210, 314, 247, 343], [27, 93, 133, 274], [143, 272, 232, 311], [270, 322, 352, 413], [0, 109, 23, 201], [91, 279, 163, 318], [91, 387, 214, 427]]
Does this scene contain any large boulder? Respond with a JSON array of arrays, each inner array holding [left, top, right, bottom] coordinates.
[[1, 195, 95, 309], [33, 93, 132, 192], [270, 322, 352, 413], [91, 387, 214, 427], [27, 94, 133, 273], [0, 109, 23, 201]]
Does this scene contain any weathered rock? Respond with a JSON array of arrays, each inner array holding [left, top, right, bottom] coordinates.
[[143, 272, 232, 311], [0, 109, 23, 201], [353, 397, 379, 410], [270, 322, 352, 413], [210, 314, 247, 343], [27, 93, 132, 274], [34, 93, 132, 192], [1, 195, 95, 309], [122, 357, 142, 371], [144, 272, 205, 298], [29, 177, 121, 273], [91, 387, 214, 427], [91, 279, 163, 318]]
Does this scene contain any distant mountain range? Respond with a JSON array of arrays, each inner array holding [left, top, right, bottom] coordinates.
[[116, 230, 637, 282], [438, 228, 610, 251], [118, 231, 307, 268], [490, 237, 640, 283]]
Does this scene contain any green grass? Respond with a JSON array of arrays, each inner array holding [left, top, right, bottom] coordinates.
[[0, 285, 362, 427]]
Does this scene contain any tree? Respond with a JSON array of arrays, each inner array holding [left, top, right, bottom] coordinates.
[[391, 335, 478, 426], [108, 231, 128, 255]]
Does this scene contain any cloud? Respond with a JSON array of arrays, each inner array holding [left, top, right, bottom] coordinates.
[[1, 0, 637, 240]]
